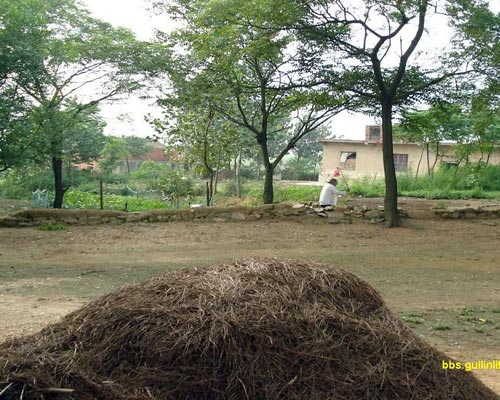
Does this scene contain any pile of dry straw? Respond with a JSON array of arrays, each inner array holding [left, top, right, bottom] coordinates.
[[1, 258, 498, 399]]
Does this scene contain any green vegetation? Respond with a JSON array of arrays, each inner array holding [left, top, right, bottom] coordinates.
[[63, 190, 169, 212], [431, 324, 452, 331], [0, 0, 167, 207], [1, 163, 499, 211], [2, 0, 499, 221], [37, 222, 67, 231], [400, 305, 500, 340], [349, 165, 500, 200]]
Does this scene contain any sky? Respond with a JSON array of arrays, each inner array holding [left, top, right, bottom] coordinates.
[[80, 0, 500, 141]]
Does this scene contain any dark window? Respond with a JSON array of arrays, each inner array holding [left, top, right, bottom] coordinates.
[[368, 126, 381, 142], [394, 153, 408, 171], [340, 151, 356, 170]]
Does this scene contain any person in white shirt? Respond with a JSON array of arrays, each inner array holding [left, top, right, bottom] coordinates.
[[319, 178, 348, 207]]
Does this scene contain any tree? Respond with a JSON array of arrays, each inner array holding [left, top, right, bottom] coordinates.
[[397, 95, 500, 172], [154, 107, 240, 206], [452, 0, 500, 164], [153, 0, 347, 203], [122, 136, 152, 175], [287, 125, 326, 180], [28, 101, 107, 205], [99, 137, 128, 179], [0, 91, 32, 172], [396, 103, 468, 176], [2, 0, 168, 207], [0, 0, 48, 171], [290, 0, 478, 226], [470, 92, 500, 164]]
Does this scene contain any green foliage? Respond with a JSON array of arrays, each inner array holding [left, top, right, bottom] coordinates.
[[158, 169, 194, 208], [99, 137, 128, 179], [349, 177, 385, 198], [477, 164, 500, 191], [233, 181, 321, 204], [273, 185, 321, 203], [63, 190, 168, 211], [1, 0, 167, 207], [351, 164, 500, 200], [218, 180, 239, 197], [0, 165, 53, 198], [280, 157, 320, 181], [154, 0, 344, 204], [131, 160, 170, 181]]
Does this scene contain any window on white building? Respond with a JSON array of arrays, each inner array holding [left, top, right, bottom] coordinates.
[[340, 151, 357, 170], [394, 153, 409, 171]]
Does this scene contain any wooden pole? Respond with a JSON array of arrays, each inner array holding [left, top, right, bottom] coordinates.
[[206, 181, 210, 206], [99, 180, 104, 210]]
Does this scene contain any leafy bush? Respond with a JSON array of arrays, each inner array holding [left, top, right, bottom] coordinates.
[[347, 165, 500, 200], [219, 180, 239, 197], [131, 160, 170, 181], [477, 164, 500, 191], [274, 185, 321, 203], [0, 165, 53, 198], [158, 169, 194, 208], [63, 190, 168, 211], [349, 176, 384, 198]]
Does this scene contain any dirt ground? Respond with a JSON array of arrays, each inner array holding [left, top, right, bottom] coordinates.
[[0, 197, 499, 393]]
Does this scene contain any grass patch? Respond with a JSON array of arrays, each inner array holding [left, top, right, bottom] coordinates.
[[63, 190, 169, 212], [402, 316, 425, 325], [431, 324, 452, 331], [37, 222, 67, 231]]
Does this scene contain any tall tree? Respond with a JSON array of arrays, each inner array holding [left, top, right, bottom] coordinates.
[[2, 0, 167, 207], [154, 0, 347, 203], [122, 136, 152, 175], [0, 0, 48, 171], [290, 0, 478, 226], [449, 1, 500, 163], [151, 96, 241, 205], [99, 136, 128, 179]]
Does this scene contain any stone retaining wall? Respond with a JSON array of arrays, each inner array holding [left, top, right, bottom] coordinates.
[[1, 202, 497, 228], [432, 205, 500, 219], [0, 204, 318, 228]]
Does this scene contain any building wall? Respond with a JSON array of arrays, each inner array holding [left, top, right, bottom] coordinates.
[[320, 140, 500, 181]]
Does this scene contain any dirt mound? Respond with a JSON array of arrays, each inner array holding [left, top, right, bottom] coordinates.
[[1, 259, 497, 399]]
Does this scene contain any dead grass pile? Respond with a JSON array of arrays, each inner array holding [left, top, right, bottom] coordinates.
[[1, 258, 498, 399]]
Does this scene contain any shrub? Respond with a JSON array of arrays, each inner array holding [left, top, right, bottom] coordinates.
[[477, 164, 500, 191], [63, 190, 168, 211]]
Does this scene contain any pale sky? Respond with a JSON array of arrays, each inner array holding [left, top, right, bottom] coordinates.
[[80, 0, 500, 140]]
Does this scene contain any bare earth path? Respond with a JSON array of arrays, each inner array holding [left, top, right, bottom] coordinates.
[[0, 202, 499, 392]]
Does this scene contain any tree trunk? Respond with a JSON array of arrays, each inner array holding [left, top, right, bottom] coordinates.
[[236, 151, 242, 198], [431, 142, 440, 173], [258, 134, 274, 204], [207, 171, 214, 206], [263, 166, 274, 204], [426, 142, 431, 176], [52, 156, 65, 209], [381, 102, 400, 227], [214, 153, 221, 194], [486, 144, 494, 165], [415, 144, 425, 179]]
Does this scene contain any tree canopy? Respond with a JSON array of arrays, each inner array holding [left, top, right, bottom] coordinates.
[[152, 0, 348, 203], [0, 0, 169, 207]]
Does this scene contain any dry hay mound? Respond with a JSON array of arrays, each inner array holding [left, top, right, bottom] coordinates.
[[0, 259, 498, 400]]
